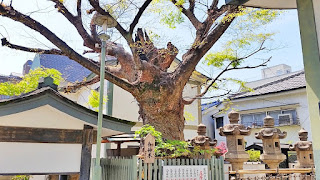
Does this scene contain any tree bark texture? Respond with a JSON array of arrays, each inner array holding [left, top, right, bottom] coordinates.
[[136, 84, 185, 140]]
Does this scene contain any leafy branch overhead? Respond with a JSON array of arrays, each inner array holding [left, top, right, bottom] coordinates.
[[0, 0, 281, 140], [0, 68, 63, 96]]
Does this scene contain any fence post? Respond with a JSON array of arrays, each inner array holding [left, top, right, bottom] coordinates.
[[159, 159, 163, 180], [153, 159, 158, 180], [214, 157, 219, 180], [220, 156, 225, 180], [138, 158, 143, 180], [210, 157, 214, 180], [132, 156, 138, 180]]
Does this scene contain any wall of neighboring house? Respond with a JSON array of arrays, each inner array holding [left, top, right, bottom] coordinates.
[[202, 88, 310, 146], [202, 105, 218, 141], [112, 84, 139, 122], [183, 82, 202, 140], [66, 81, 108, 114]]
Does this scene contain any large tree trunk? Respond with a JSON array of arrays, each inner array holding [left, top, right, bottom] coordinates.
[[135, 85, 185, 140]]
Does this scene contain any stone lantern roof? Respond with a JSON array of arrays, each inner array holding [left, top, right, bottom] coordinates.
[[255, 116, 287, 139], [191, 123, 217, 147], [298, 128, 308, 141], [219, 110, 251, 136], [289, 128, 313, 151]]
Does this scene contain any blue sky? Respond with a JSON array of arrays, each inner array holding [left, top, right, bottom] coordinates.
[[0, 1, 304, 84]]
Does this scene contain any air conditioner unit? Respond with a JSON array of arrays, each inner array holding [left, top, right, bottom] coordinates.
[[278, 114, 292, 125]]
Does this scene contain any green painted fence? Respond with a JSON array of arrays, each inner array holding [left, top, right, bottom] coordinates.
[[100, 156, 225, 180]]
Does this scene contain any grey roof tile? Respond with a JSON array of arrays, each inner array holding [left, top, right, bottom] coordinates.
[[37, 54, 92, 83], [232, 71, 306, 99]]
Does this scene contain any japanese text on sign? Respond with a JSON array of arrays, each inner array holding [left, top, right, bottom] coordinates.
[[163, 165, 208, 180]]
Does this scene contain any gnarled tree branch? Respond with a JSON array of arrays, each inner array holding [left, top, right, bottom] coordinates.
[[182, 57, 271, 105], [202, 5, 229, 38], [170, 0, 202, 30], [129, 0, 152, 35], [182, 39, 269, 105], [61, 76, 100, 93], [77, 0, 82, 18], [0, 4, 135, 92], [51, 0, 97, 50], [188, 0, 195, 12], [182, 90, 231, 105], [88, 0, 132, 44], [1, 38, 63, 55], [174, 6, 238, 89]]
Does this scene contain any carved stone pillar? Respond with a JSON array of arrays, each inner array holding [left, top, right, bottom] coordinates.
[[255, 116, 287, 169], [190, 123, 217, 159], [289, 128, 314, 168], [219, 110, 251, 172]]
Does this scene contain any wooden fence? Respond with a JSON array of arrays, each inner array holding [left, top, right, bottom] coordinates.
[[100, 156, 225, 180]]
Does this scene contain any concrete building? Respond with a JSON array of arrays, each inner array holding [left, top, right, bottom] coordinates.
[[202, 65, 310, 147], [261, 64, 291, 79]]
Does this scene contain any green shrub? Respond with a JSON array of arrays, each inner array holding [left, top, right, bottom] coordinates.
[[135, 124, 225, 158], [247, 149, 260, 162], [11, 175, 30, 180]]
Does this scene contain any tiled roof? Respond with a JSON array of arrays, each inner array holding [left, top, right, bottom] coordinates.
[[245, 70, 304, 89], [0, 75, 22, 83], [231, 71, 306, 99], [36, 54, 92, 83]]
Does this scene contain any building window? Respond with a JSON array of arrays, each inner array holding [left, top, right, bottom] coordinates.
[[268, 109, 298, 126], [241, 109, 298, 127], [216, 117, 224, 129], [241, 113, 265, 128]]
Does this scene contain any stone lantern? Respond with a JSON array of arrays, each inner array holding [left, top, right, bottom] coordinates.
[[219, 110, 251, 171], [289, 128, 314, 168], [255, 116, 287, 169], [190, 123, 217, 159]]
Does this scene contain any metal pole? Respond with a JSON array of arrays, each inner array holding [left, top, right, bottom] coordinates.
[[103, 81, 113, 157], [106, 81, 113, 116], [92, 23, 108, 180]]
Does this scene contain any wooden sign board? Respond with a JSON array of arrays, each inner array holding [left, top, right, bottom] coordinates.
[[162, 166, 209, 180], [143, 133, 155, 163]]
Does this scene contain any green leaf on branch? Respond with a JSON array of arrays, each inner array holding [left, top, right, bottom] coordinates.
[[160, 10, 184, 29], [227, 78, 253, 92], [88, 90, 108, 111], [184, 111, 195, 121], [205, 49, 237, 68], [149, 0, 185, 29], [222, 7, 281, 25], [0, 68, 63, 96]]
